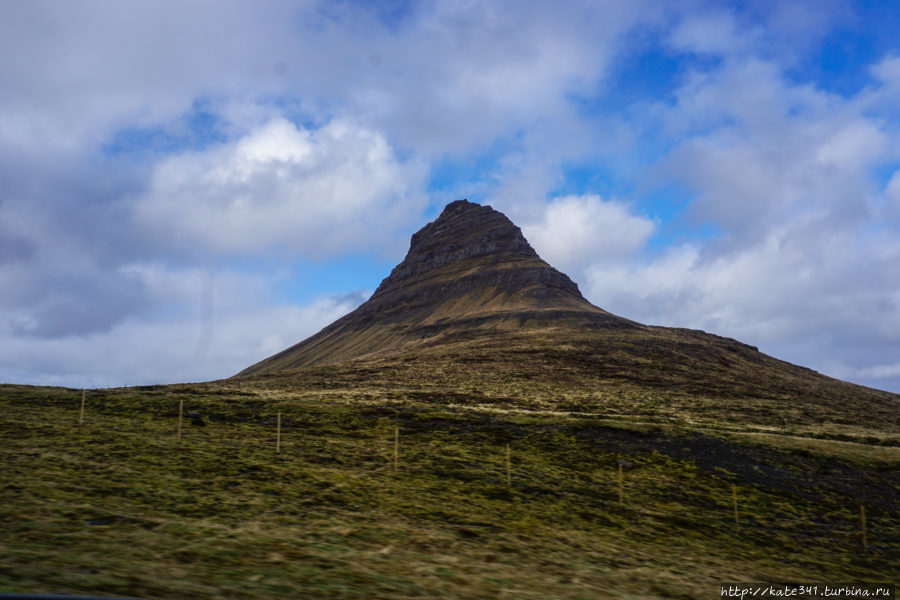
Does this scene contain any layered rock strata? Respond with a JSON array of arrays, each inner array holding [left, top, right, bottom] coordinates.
[[239, 199, 634, 374]]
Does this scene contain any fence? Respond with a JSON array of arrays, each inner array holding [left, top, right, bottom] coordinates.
[[7, 388, 896, 562]]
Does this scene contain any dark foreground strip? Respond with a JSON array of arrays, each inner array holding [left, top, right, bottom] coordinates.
[[0, 595, 151, 600]]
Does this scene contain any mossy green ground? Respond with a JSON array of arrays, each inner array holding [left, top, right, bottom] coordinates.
[[1, 383, 896, 599]]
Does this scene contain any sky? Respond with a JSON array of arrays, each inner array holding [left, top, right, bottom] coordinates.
[[2, 0, 900, 393]]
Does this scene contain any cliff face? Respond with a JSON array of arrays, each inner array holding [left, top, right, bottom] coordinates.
[[239, 199, 634, 374], [371, 199, 561, 294], [375, 199, 541, 286], [358, 199, 617, 322]]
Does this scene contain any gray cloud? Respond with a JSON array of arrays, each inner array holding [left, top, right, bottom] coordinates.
[[0, 227, 34, 264], [1, 261, 148, 338]]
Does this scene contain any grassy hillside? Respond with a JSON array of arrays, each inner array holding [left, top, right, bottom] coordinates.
[[1, 368, 897, 599], [245, 328, 900, 431]]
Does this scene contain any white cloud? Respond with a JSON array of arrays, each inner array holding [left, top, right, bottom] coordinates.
[[121, 263, 275, 311], [657, 57, 890, 243], [585, 218, 900, 352], [667, 1, 851, 65], [0, 0, 655, 159], [853, 361, 900, 380], [522, 195, 656, 274], [0, 287, 363, 388], [135, 118, 427, 258], [0, 2, 283, 152], [668, 11, 753, 56], [338, 0, 653, 154], [871, 54, 900, 88], [885, 170, 900, 203]]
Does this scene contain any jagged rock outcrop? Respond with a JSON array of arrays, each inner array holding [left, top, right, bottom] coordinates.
[[239, 199, 635, 374]]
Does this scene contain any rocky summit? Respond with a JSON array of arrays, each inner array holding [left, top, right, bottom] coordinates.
[[366, 198, 620, 320]]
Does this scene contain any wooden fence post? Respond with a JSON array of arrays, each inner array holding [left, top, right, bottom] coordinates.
[[860, 505, 867, 553], [618, 463, 624, 506], [177, 399, 183, 440], [732, 485, 740, 533], [506, 444, 511, 487], [79, 389, 85, 425], [393, 426, 399, 472]]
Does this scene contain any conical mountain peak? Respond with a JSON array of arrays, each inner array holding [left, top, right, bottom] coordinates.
[[371, 199, 576, 303], [403, 198, 538, 267], [239, 199, 632, 374]]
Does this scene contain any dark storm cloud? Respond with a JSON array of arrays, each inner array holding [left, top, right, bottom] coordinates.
[[0, 226, 34, 264], [8, 272, 146, 338]]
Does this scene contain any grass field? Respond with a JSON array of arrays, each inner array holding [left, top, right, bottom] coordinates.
[[1, 379, 896, 599]]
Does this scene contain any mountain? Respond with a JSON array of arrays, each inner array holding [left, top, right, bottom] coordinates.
[[239, 199, 632, 374], [237, 199, 898, 428]]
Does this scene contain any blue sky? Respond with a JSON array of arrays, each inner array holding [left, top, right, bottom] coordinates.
[[2, 0, 900, 392]]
